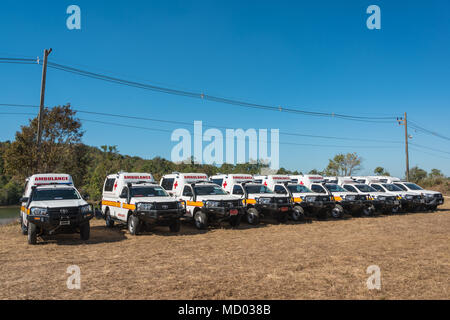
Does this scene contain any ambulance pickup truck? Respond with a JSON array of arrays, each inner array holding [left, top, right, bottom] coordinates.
[[337, 177, 399, 215], [291, 175, 367, 218], [353, 176, 424, 212], [101, 172, 184, 235], [210, 174, 292, 225], [381, 177, 444, 211], [19, 174, 93, 245], [160, 173, 244, 229], [254, 175, 335, 220]]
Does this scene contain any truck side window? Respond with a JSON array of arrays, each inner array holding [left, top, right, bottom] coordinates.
[[211, 179, 223, 186], [104, 178, 116, 192], [274, 185, 287, 194], [371, 184, 384, 192], [232, 185, 244, 195], [343, 185, 357, 193], [182, 186, 193, 197], [394, 183, 407, 191], [311, 185, 326, 193], [119, 187, 128, 198], [161, 178, 174, 190]]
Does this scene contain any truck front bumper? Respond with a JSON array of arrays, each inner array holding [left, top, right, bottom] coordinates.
[[136, 208, 185, 225], [200, 206, 244, 221], [26, 212, 93, 231]]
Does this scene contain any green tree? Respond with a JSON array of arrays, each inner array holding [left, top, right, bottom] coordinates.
[[409, 166, 427, 183], [324, 153, 362, 176], [5, 104, 84, 179], [374, 166, 390, 176]]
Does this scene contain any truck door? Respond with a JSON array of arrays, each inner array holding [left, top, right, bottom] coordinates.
[[117, 186, 129, 221], [181, 185, 195, 217]]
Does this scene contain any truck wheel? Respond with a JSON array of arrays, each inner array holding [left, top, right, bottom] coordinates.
[[291, 206, 305, 221], [276, 212, 288, 223], [362, 206, 374, 216], [105, 209, 114, 228], [80, 223, 90, 240], [20, 216, 28, 235], [246, 208, 260, 225], [317, 208, 329, 220], [194, 211, 208, 230], [331, 204, 344, 219], [128, 214, 140, 235], [392, 205, 400, 214], [229, 215, 241, 228], [169, 219, 181, 232], [430, 205, 438, 211], [27, 222, 37, 245]]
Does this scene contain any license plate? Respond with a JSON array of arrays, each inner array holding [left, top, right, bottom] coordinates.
[[280, 207, 288, 212], [229, 209, 238, 215], [60, 220, 70, 226]]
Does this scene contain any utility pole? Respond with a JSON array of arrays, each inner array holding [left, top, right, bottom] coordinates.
[[397, 112, 410, 181], [36, 48, 52, 172]]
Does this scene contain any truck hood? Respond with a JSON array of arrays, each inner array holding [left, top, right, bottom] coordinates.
[[291, 192, 326, 197], [247, 193, 289, 199], [130, 196, 177, 204], [195, 195, 241, 201], [29, 199, 88, 208]]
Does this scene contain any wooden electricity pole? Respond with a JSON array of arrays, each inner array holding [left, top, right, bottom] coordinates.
[[397, 112, 410, 181], [36, 48, 52, 172]]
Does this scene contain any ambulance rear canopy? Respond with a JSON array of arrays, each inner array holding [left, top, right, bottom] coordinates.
[[24, 174, 74, 197]]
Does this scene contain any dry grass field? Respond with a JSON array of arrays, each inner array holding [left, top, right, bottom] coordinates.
[[0, 202, 449, 300]]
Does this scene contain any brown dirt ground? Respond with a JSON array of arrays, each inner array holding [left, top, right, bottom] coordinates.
[[0, 202, 449, 300]]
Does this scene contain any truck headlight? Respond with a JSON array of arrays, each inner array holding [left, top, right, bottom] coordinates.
[[205, 200, 221, 207], [137, 203, 153, 211], [345, 195, 355, 201], [305, 196, 316, 202], [258, 197, 272, 204], [426, 194, 434, 198], [405, 195, 413, 200], [377, 196, 386, 201], [80, 205, 91, 214], [30, 207, 48, 216]]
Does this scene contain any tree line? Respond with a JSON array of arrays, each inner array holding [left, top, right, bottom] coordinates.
[[0, 105, 448, 205]]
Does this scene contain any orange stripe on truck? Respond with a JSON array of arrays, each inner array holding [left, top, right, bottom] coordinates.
[[333, 196, 342, 201], [186, 201, 204, 207]]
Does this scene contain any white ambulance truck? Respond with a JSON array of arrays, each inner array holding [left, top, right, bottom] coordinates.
[[380, 176, 444, 211], [337, 177, 399, 215], [210, 174, 292, 225], [160, 173, 244, 229], [353, 176, 423, 212], [291, 175, 368, 218], [19, 173, 93, 244], [101, 172, 184, 235], [254, 175, 335, 220]]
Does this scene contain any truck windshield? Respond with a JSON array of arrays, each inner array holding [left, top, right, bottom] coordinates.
[[33, 188, 80, 201], [355, 184, 377, 192], [404, 183, 423, 191], [244, 185, 273, 194], [287, 185, 312, 193], [382, 184, 403, 192], [131, 186, 168, 197], [325, 184, 347, 192], [194, 185, 227, 195]]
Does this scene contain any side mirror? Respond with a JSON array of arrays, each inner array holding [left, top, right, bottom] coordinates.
[[83, 194, 90, 200], [20, 197, 28, 203]]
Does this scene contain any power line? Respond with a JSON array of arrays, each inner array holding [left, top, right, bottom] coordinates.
[[0, 103, 403, 144], [28, 59, 398, 122], [409, 120, 450, 142]]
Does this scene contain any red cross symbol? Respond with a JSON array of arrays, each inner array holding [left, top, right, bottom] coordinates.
[[300, 181, 304, 185], [223, 181, 227, 188], [114, 182, 118, 190], [174, 181, 178, 189], [264, 181, 267, 186]]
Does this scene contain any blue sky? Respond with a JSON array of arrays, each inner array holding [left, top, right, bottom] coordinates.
[[0, 0, 449, 176]]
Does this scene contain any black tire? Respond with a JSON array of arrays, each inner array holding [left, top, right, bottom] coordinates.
[[429, 205, 438, 211], [80, 223, 90, 240], [276, 211, 288, 223], [27, 222, 37, 245], [331, 204, 344, 219], [128, 214, 140, 235], [391, 205, 400, 214], [291, 206, 305, 222], [169, 219, 181, 232], [362, 205, 374, 217], [246, 208, 260, 225], [229, 214, 241, 228], [20, 215, 27, 235], [105, 209, 114, 228], [317, 208, 329, 220], [194, 211, 208, 230]]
